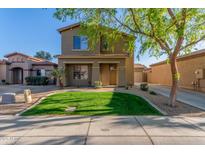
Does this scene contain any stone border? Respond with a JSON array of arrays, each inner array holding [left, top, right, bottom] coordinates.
[[15, 97, 45, 116], [16, 91, 65, 117], [139, 96, 168, 116]]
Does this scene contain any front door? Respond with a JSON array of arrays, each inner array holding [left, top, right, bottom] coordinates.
[[100, 64, 117, 86], [13, 68, 23, 84], [100, 64, 110, 86], [109, 64, 117, 85]]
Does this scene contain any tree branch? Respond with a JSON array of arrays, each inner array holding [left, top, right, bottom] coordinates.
[[112, 14, 139, 35], [173, 8, 187, 56], [146, 10, 171, 52], [167, 8, 180, 28], [180, 35, 205, 51], [112, 9, 173, 53], [111, 13, 153, 39], [173, 36, 184, 56], [128, 9, 142, 33]]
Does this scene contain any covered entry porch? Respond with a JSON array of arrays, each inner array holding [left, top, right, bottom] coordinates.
[[63, 60, 126, 87], [12, 67, 23, 84]]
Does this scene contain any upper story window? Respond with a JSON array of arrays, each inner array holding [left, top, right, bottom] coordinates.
[[101, 36, 109, 51], [73, 36, 88, 50]]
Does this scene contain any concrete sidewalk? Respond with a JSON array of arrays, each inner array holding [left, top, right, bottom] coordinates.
[[1, 115, 205, 145], [149, 85, 205, 111]]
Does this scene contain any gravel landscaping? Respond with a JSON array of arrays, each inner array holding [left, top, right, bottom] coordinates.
[[129, 87, 205, 117]]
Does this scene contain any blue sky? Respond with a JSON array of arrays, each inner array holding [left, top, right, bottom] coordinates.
[[0, 9, 74, 60], [0, 8, 203, 67]]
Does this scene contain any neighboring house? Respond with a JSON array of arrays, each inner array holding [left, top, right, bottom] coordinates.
[[147, 49, 205, 92], [134, 64, 147, 83], [58, 23, 134, 87], [0, 52, 57, 84]]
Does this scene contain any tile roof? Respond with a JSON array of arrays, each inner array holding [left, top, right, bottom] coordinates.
[[3, 52, 57, 66]]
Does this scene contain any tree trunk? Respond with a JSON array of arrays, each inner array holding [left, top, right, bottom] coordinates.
[[58, 78, 64, 88], [169, 55, 179, 107]]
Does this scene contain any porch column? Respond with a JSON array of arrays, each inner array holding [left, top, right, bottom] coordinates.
[[91, 62, 100, 86], [8, 69, 13, 84], [64, 64, 69, 86], [58, 64, 66, 87], [117, 64, 126, 87], [23, 70, 29, 84]]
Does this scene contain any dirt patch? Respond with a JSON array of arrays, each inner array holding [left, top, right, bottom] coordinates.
[[0, 94, 41, 115], [122, 87, 205, 117], [0, 88, 61, 115]]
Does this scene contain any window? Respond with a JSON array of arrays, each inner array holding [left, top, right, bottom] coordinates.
[[36, 69, 46, 76], [73, 65, 88, 80], [41, 69, 46, 76], [45, 70, 51, 77], [73, 36, 88, 50], [101, 36, 109, 51], [37, 70, 41, 76]]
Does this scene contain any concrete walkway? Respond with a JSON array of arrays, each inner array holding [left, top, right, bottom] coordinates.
[[149, 85, 205, 111], [1, 115, 205, 145]]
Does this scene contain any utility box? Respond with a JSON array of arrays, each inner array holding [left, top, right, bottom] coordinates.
[[1, 93, 16, 104], [195, 69, 205, 79]]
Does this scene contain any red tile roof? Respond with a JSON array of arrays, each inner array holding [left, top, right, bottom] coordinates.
[[3, 52, 57, 66]]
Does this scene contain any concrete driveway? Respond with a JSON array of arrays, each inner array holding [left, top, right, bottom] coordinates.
[[1, 115, 205, 145], [0, 85, 58, 96], [149, 85, 205, 111]]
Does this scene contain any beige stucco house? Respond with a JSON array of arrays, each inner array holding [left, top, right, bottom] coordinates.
[[0, 52, 57, 84], [146, 49, 205, 92], [134, 64, 147, 83], [58, 23, 134, 87]]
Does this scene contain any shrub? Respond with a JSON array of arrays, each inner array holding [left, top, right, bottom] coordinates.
[[94, 81, 102, 88], [25, 76, 49, 85], [149, 90, 157, 95], [1, 79, 6, 85], [140, 83, 149, 91], [51, 67, 64, 88]]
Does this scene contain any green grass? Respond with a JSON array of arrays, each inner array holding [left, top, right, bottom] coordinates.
[[22, 92, 162, 116]]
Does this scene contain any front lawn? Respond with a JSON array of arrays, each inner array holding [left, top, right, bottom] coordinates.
[[22, 92, 162, 116]]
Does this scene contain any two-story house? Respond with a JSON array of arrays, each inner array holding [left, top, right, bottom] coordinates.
[[58, 23, 134, 87]]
